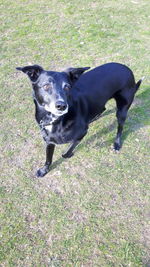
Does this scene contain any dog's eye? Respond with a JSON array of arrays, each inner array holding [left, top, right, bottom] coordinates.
[[43, 84, 52, 91], [64, 84, 71, 90]]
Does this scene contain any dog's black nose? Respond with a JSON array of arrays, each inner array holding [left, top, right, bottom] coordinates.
[[55, 101, 67, 111]]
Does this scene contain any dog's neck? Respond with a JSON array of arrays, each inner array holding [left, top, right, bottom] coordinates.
[[39, 112, 60, 129]]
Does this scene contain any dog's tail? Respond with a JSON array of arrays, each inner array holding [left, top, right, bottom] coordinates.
[[135, 76, 145, 91]]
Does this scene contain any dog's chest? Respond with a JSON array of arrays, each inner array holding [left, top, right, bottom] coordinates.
[[45, 124, 53, 132], [41, 120, 75, 144]]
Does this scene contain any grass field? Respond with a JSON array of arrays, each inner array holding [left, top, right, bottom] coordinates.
[[0, 0, 150, 266]]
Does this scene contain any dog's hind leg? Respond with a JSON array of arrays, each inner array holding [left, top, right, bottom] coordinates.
[[114, 79, 143, 151], [114, 93, 133, 151], [36, 144, 55, 177], [114, 105, 129, 150]]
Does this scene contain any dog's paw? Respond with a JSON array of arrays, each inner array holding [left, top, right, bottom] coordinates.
[[36, 165, 50, 177], [62, 151, 74, 158], [113, 142, 121, 151]]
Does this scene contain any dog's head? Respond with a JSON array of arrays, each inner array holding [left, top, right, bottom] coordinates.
[[17, 65, 90, 116]]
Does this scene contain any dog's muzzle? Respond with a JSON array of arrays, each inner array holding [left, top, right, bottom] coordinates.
[[45, 102, 68, 116]]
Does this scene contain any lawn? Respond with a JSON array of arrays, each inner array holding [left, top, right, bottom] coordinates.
[[0, 0, 150, 266]]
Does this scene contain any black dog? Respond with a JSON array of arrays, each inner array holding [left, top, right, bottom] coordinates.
[[17, 62, 143, 177]]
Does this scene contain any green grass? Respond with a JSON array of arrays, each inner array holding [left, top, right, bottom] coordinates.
[[0, 0, 150, 266]]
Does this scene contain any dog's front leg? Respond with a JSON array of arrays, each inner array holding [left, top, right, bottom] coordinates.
[[36, 144, 55, 177], [62, 140, 80, 158], [62, 129, 87, 158]]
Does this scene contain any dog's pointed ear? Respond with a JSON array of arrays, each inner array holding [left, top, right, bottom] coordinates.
[[16, 65, 44, 82], [65, 67, 90, 83]]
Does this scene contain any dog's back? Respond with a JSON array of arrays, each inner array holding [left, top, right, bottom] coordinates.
[[73, 62, 135, 96], [71, 63, 136, 122]]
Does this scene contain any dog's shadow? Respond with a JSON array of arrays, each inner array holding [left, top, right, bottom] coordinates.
[[50, 157, 64, 171], [122, 88, 150, 141], [50, 87, 150, 170]]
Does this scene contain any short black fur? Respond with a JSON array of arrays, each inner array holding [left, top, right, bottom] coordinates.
[[17, 62, 143, 177]]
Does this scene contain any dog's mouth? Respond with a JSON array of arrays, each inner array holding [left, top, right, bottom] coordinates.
[[44, 104, 68, 116]]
